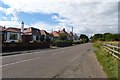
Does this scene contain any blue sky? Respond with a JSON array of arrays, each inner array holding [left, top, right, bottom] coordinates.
[[0, 0, 118, 36], [18, 12, 60, 25]]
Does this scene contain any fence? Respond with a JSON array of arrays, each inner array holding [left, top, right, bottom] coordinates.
[[101, 42, 120, 60]]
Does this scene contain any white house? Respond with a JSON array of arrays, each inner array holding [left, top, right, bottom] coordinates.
[[5, 27, 21, 43]]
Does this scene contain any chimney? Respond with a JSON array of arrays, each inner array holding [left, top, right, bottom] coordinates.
[[63, 28, 65, 31], [21, 21, 24, 33]]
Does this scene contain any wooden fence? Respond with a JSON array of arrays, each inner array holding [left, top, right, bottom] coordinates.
[[101, 42, 120, 60]]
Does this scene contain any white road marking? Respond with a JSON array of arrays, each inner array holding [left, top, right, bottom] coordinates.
[[1, 57, 41, 67], [51, 51, 64, 55]]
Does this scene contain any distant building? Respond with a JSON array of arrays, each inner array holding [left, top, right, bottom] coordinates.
[[51, 28, 73, 40], [40, 30, 51, 41], [51, 31, 60, 40]]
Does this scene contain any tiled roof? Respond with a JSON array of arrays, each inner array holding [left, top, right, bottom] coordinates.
[[52, 31, 59, 37], [24, 27, 40, 35], [6, 27, 21, 33], [59, 28, 68, 34], [40, 30, 47, 36]]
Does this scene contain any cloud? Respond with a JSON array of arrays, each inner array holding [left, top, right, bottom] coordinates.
[[0, 21, 19, 27], [0, 0, 119, 36], [29, 21, 68, 33]]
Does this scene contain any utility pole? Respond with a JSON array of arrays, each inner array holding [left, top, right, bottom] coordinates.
[[72, 27, 73, 34], [72, 27, 74, 41]]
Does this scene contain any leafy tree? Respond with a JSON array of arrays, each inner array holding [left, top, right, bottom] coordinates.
[[103, 33, 113, 41], [91, 34, 103, 42], [79, 34, 89, 43], [91, 33, 120, 42], [59, 33, 67, 40]]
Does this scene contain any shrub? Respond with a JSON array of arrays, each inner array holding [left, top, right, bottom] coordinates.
[[52, 40, 73, 47], [2, 42, 50, 52]]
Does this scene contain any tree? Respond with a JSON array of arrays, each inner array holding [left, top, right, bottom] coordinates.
[[91, 34, 103, 42], [59, 33, 67, 40], [91, 33, 120, 42], [79, 34, 89, 43], [103, 33, 113, 41]]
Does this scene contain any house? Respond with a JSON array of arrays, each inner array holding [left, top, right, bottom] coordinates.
[[23, 27, 41, 42], [5, 27, 21, 43], [40, 30, 51, 41], [51, 28, 73, 41], [51, 31, 60, 40], [59, 28, 68, 34], [68, 32, 74, 40]]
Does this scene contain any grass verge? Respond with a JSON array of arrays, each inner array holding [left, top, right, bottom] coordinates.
[[93, 43, 119, 79]]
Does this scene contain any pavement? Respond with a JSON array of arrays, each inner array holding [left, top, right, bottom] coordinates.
[[1, 43, 106, 78]]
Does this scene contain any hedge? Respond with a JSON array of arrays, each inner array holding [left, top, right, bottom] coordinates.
[[2, 42, 50, 52], [52, 40, 73, 47]]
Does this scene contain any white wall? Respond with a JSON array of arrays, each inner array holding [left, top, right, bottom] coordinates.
[[6, 32, 21, 42]]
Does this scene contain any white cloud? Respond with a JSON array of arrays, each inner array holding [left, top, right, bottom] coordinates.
[[29, 22, 67, 33], [0, 0, 119, 36], [0, 21, 19, 27]]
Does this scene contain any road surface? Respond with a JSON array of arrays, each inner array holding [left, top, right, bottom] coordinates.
[[1, 43, 106, 78]]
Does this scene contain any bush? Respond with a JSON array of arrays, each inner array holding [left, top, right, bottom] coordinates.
[[2, 42, 50, 52], [73, 41, 80, 44], [52, 40, 73, 47]]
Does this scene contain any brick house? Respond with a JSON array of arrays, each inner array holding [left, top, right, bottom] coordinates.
[[22, 27, 41, 42]]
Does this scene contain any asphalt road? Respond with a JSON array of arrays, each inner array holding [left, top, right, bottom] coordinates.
[[1, 43, 106, 78]]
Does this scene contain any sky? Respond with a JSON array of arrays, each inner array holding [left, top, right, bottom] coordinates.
[[0, 0, 119, 37]]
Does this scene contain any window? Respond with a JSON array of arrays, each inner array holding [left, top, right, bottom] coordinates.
[[10, 34, 17, 40], [36, 36, 39, 40]]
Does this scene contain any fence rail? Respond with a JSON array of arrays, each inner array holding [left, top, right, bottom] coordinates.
[[101, 42, 120, 60]]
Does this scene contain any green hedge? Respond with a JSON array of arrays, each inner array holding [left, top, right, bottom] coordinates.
[[2, 42, 50, 52], [52, 40, 73, 47]]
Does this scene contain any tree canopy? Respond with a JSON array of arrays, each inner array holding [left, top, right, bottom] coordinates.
[[91, 33, 120, 42], [79, 34, 89, 43], [59, 33, 68, 40]]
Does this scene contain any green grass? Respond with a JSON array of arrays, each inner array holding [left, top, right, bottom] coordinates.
[[93, 43, 119, 79]]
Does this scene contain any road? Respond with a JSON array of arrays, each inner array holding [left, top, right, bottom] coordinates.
[[1, 43, 106, 78]]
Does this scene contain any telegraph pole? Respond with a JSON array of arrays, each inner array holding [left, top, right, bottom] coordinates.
[[72, 27, 73, 34], [72, 27, 74, 40]]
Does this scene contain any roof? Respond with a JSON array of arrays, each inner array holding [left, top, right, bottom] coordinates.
[[24, 27, 40, 35], [40, 30, 51, 36], [40, 30, 47, 36], [6, 27, 21, 33], [24, 27, 40, 32], [52, 31, 59, 37], [59, 28, 68, 34]]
